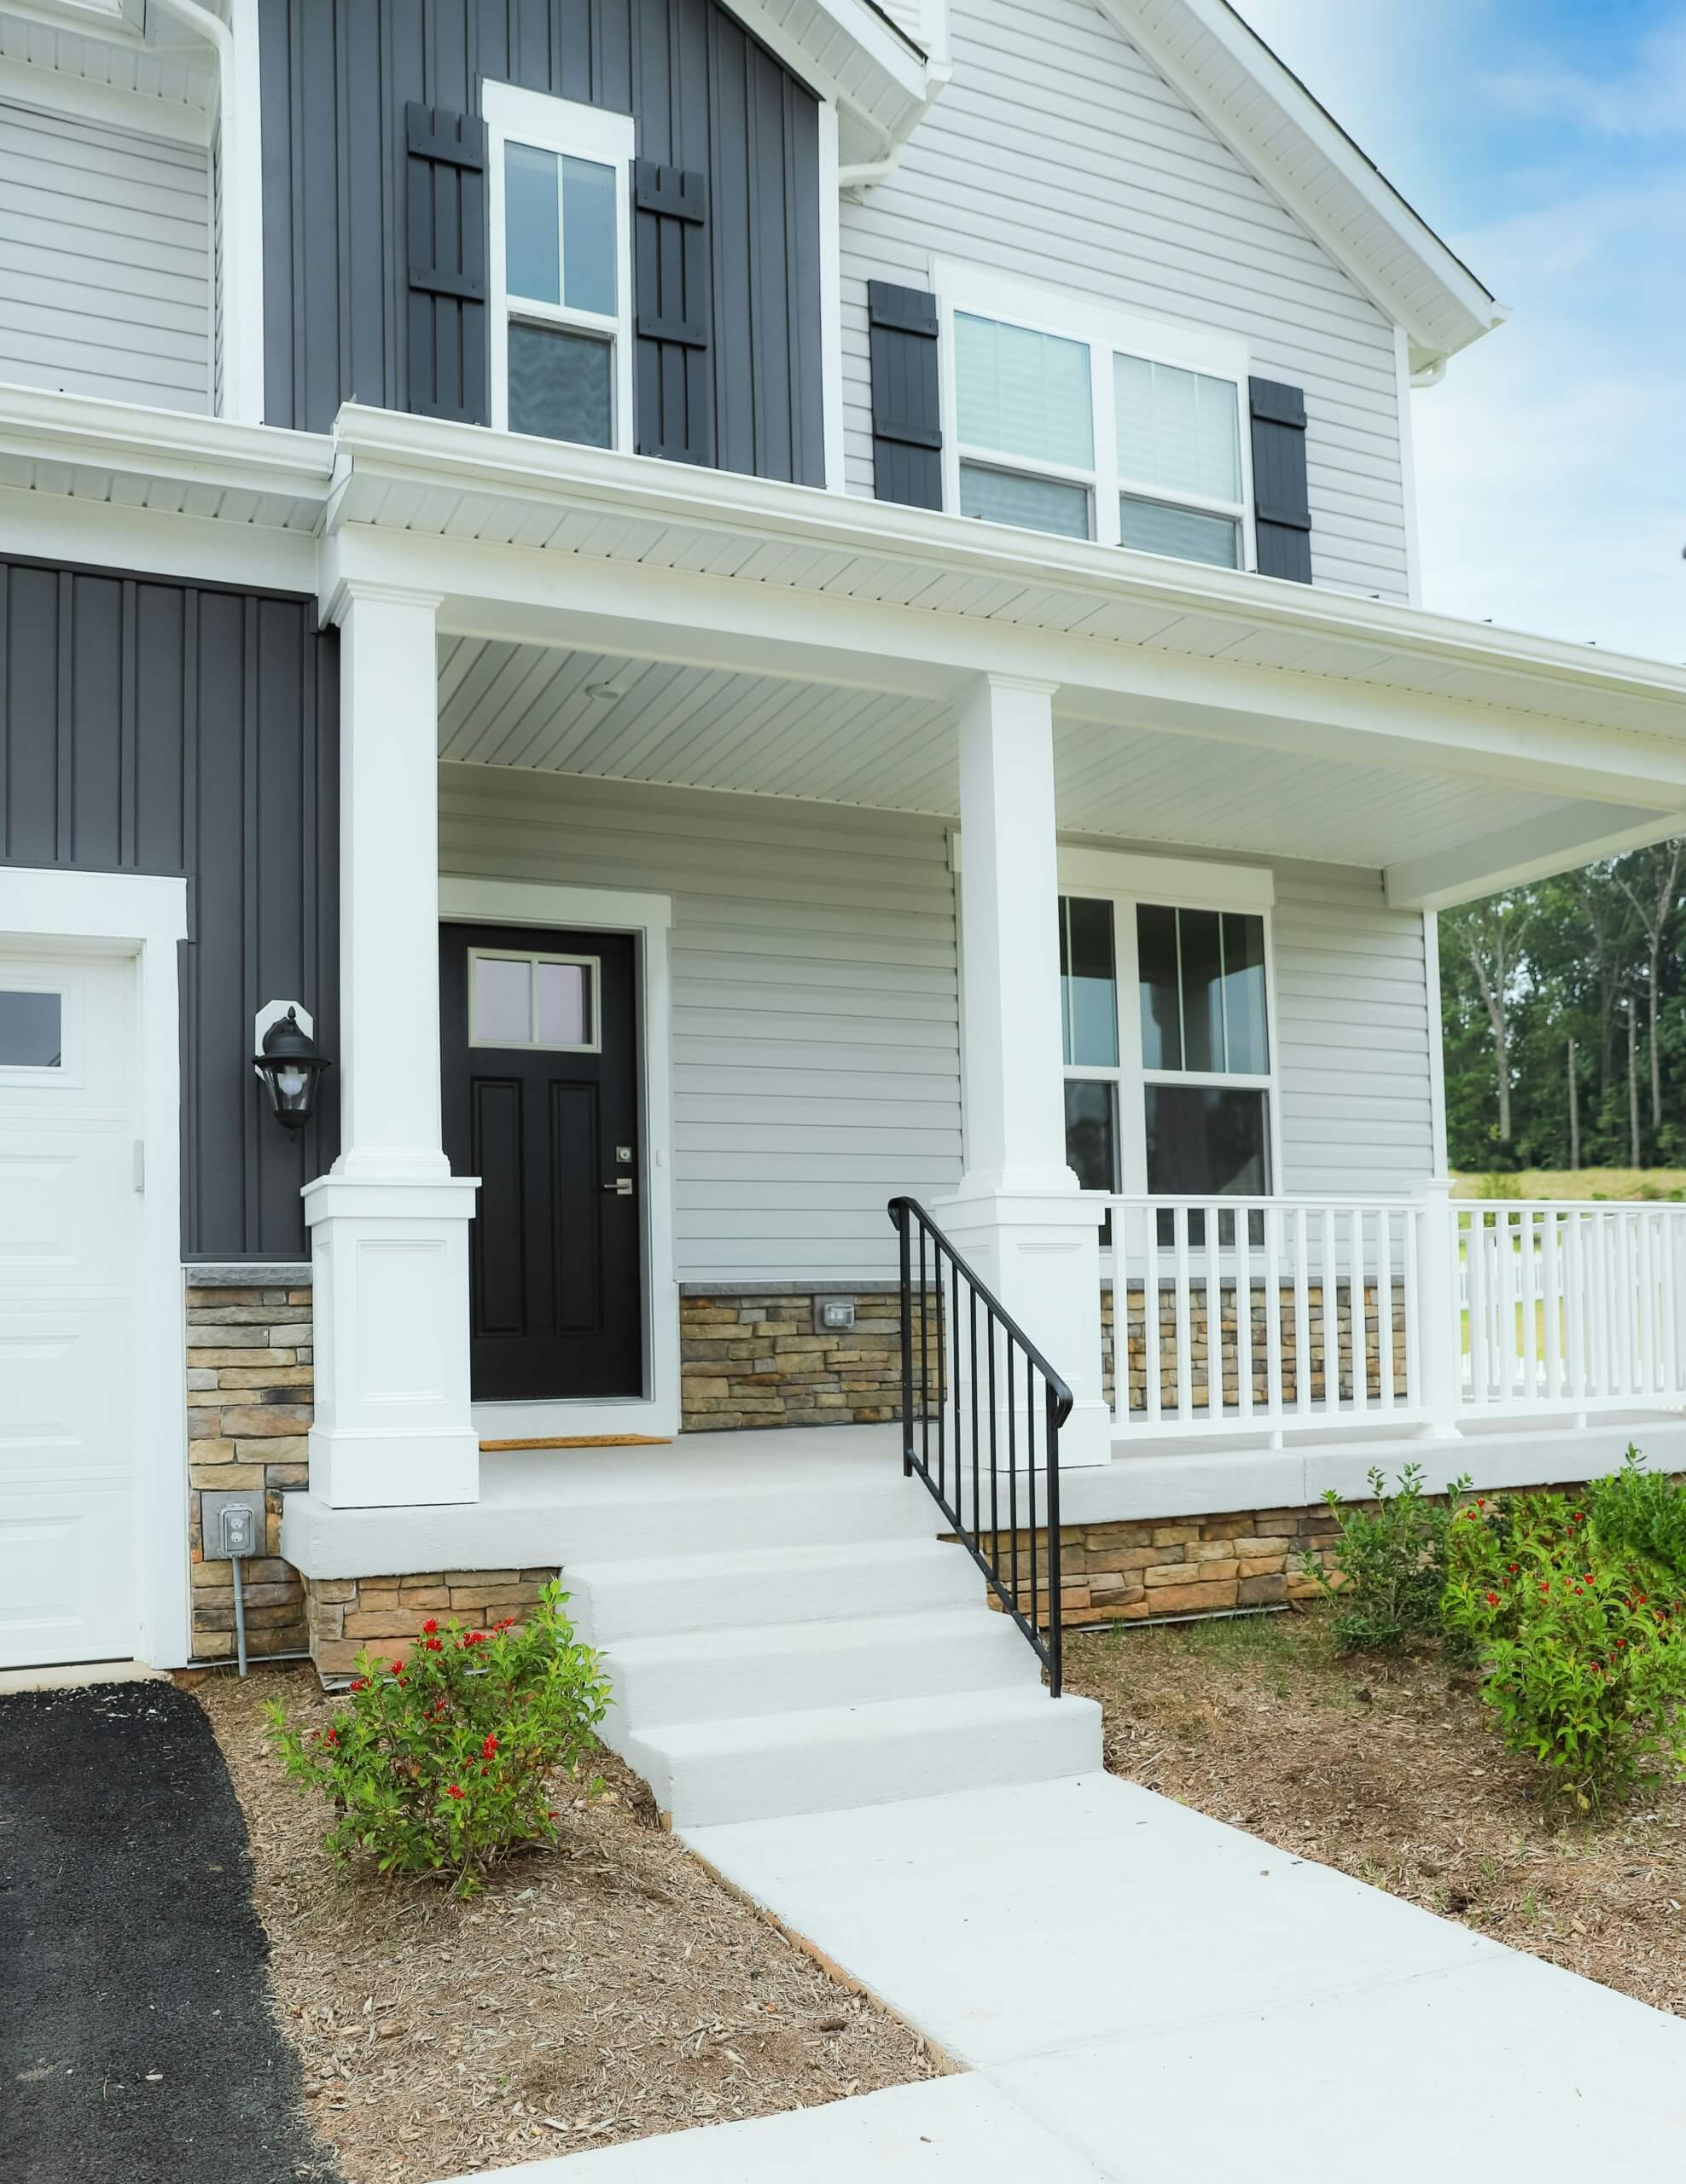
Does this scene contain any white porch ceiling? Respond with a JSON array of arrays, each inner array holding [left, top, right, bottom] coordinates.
[[436, 635, 1583, 874]]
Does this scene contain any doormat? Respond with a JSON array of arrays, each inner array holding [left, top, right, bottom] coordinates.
[[478, 1434, 674, 1451]]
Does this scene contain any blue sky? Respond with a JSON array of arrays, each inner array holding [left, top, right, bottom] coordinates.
[[1232, 0, 1686, 661]]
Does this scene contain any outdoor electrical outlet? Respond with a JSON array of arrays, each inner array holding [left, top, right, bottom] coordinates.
[[201, 1488, 265, 1563], [814, 1297, 856, 1333]]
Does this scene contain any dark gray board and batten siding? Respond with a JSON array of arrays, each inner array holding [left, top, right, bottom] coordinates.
[[261, 0, 825, 485], [0, 557, 339, 1261]]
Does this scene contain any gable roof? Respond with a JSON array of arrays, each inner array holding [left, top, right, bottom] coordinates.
[[1096, 0, 1505, 371]]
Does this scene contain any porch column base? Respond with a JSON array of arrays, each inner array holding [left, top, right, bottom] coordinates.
[[928, 1187, 1111, 1468], [304, 1174, 481, 1509]]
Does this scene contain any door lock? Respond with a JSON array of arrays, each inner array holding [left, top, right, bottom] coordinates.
[[603, 1178, 635, 1195]]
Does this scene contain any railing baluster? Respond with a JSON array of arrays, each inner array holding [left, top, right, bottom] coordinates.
[[1543, 1207, 1562, 1403], [1349, 1205, 1369, 1420], [1638, 1210, 1657, 1397], [1203, 1201, 1222, 1425], [1564, 1207, 1586, 1404], [1142, 1204, 1164, 1432], [1591, 1209, 1611, 1403], [1264, 1203, 1285, 1429], [1520, 1206, 1539, 1401], [1045, 1384, 1064, 1697], [1294, 1205, 1311, 1420], [1402, 1195, 1421, 1414], [1320, 1205, 1339, 1410], [1235, 1202, 1254, 1426], [1377, 1206, 1396, 1413], [1027, 1368, 1039, 1653], [1665, 1212, 1683, 1397], [1173, 1205, 1193, 1425], [1465, 1207, 1488, 1410]]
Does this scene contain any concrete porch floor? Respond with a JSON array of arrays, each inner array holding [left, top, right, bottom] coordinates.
[[282, 1414, 1686, 1579]]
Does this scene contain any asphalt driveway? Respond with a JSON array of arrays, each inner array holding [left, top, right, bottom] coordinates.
[[0, 1680, 336, 2184]]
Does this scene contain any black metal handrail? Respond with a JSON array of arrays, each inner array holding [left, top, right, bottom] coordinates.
[[888, 1196, 1073, 1697]]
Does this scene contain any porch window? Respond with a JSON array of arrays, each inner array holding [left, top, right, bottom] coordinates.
[[939, 264, 1252, 566], [485, 84, 634, 450], [1058, 893, 1276, 1220]]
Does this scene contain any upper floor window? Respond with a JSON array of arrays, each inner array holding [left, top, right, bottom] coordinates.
[[485, 84, 634, 452], [938, 261, 1253, 571]]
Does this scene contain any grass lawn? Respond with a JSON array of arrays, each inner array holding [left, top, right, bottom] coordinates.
[[1066, 1607, 1686, 2018], [1453, 1168, 1686, 1202], [200, 1666, 937, 2183]]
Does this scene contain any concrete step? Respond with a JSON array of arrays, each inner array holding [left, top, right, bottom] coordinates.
[[550, 1476, 944, 1564], [625, 1684, 1103, 1827], [567, 1537, 980, 1644], [602, 1606, 1032, 1733]]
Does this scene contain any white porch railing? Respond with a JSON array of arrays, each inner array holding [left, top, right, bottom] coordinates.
[[1105, 1191, 1686, 1444], [1459, 1202, 1686, 1417]]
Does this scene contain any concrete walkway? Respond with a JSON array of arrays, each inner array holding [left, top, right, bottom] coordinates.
[[472, 1769, 1686, 2181]]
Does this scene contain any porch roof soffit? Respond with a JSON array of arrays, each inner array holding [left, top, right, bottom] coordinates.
[[2, 385, 1684, 824]]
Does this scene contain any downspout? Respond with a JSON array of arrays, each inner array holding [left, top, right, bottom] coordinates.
[[146, 0, 260, 422]]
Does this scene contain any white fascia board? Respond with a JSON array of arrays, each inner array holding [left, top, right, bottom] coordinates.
[[0, 384, 333, 508], [323, 407, 1686, 754], [1098, 0, 1503, 369], [953, 832, 1275, 911], [1385, 804, 1684, 913]]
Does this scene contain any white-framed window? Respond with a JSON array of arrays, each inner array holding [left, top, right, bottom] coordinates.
[[468, 949, 600, 1053], [934, 258, 1254, 570], [485, 83, 635, 451], [1058, 880, 1280, 1233]]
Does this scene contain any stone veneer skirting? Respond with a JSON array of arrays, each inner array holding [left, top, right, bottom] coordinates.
[[185, 1271, 315, 1662], [305, 1570, 561, 1679], [680, 1289, 908, 1432]]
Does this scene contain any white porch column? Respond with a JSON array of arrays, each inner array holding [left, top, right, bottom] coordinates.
[[933, 674, 1111, 1467], [304, 584, 480, 1509]]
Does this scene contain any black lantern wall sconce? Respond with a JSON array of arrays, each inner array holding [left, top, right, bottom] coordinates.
[[253, 1002, 330, 1132]]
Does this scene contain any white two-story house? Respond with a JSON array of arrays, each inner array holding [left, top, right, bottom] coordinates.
[[3, 0, 1686, 1815]]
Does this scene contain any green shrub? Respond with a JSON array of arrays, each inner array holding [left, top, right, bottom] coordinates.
[[1588, 1447, 1686, 1585], [1474, 1171, 1523, 1200], [267, 1582, 610, 1896], [1445, 1523, 1686, 1812], [1299, 1464, 1468, 1653]]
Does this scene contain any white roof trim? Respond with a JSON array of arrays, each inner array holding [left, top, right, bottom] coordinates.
[[717, 0, 939, 163], [1096, 0, 1504, 369]]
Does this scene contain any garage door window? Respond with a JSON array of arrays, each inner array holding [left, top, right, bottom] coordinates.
[[0, 989, 62, 1070]]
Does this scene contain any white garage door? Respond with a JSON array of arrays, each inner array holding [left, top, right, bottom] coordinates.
[[0, 950, 139, 1669]]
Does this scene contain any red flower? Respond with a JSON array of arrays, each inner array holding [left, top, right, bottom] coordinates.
[[462, 1630, 487, 1647], [423, 1636, 443, 1653], [445, 1784, 465, 1800], [1616, 1638, 1628, 1649], [349, 1678, 369, 1694], [1485, 1592, 1499, 1607], [324, 1728, 338, 1745], [1508, 1564, 1519, 1574], [481, 1734, 498, 1760], [422, 1618, 439, 1635], [390, 1658, 405, 1675]]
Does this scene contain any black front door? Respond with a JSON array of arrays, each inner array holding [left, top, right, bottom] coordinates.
[[440, 923, 643, 1403]]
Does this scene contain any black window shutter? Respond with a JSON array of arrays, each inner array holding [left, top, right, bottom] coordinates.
[[1249, 377, 1312, 583], [868, 281, 941, 509], [633, 160, 712, 465], [406, 102, 489, 427]]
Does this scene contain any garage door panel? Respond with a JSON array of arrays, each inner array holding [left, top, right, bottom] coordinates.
[[0, 1487, 135, 1665], [0, 948, 138, 1670]]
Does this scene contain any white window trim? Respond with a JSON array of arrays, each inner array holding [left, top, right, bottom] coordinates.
[[484, 81, 636, 452], [0, 969, 78, 1084], [931, 256, 1256, 570], [1056, 868, 1284, 1207], [439, 875, 677, 1443], [467, 946, 601, 1053]]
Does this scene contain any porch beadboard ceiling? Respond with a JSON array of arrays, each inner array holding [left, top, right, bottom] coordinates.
[[435, 632, 1582, 879]]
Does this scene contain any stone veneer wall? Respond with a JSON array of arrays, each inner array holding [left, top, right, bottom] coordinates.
[[680, 1289, 910, 1432], [185, 1271, 315, 1661], [305, 1570, 561, 1678]]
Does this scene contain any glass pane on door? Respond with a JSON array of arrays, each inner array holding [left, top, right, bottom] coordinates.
[[471, 956, 532, 1045]]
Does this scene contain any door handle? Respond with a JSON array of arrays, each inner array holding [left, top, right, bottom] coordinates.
[[602, 1179, 635, 1195]]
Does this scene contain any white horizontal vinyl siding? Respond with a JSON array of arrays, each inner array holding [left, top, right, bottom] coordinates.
[[439, 768, 963, 1283], [842, 0, 1411, 600], [0, 98, 211, 412], [1270, 860, 1436, 1195]]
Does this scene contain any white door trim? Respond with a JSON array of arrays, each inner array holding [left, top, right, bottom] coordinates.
[[0, 868, 191, 1668], [438, 876, 678, 1442]]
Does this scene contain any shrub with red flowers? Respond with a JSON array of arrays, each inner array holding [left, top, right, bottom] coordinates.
[[265, 1583, 610, 1895], [1445, 1488, 1686, 1813]]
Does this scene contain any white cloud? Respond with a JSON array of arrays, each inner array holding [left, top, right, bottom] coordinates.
[[1414, 179, 1686, 659], [1485, 18, 1686, 138]]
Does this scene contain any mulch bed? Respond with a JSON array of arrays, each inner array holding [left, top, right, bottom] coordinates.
[[1066, 1606, 1686, 2017], [197, 1666, 939, 2183]]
